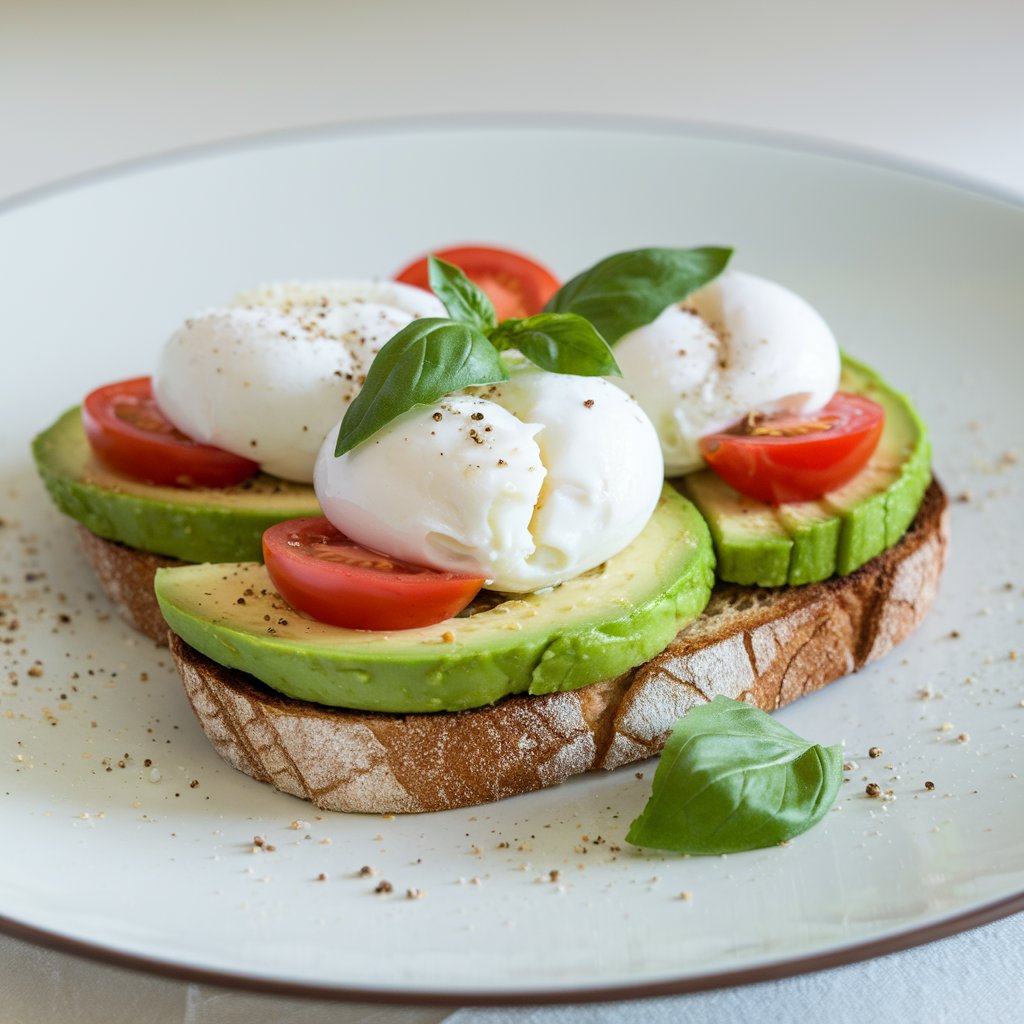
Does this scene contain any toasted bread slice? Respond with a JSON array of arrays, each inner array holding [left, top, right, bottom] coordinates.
[[151, 479, 946, 814]]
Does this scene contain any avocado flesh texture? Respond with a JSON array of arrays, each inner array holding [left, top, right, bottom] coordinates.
[[32, 407, 320, 563], [681, 356, 931, 587], [155, 486, 715, 713]]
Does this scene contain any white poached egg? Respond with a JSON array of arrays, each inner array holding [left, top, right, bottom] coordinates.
[[612, 269, 841, 474], [152, 280, 445, 482], [313, 369, 665, 593]]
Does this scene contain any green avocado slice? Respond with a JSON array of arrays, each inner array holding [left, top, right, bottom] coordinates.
[[681, 356, 931, 586], [31, 407, 321, 563], [155, 486, 715, 713]]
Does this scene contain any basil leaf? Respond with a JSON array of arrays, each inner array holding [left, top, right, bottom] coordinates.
[[626, 696, 842, 855], [545, 246, 732, 344], [428, 255, 497, 333], [334, 318, 508, 456], [488, 313, 621, 377]]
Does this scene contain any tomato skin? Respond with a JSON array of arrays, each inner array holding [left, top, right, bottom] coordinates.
[[82, 377, 259, 488], [263, 518, 485, 631], [394, 244, 560, 321], [699, 393, 885, 504]]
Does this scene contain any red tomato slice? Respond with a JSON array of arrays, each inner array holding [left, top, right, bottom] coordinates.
[[394, 244, 560, 321], [698, 393, 885, 504], [263, 518, 485, 631], [82, 377, 259, 488]]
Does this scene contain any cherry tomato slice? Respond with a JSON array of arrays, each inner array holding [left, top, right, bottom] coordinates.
[[263, 517, 485, 631], [82, 377, 259, 488], [394, 244, 561, 321], [698, 393, 885, 504]]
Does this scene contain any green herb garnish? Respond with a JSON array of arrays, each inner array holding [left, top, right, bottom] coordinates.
[[428, 256, 498, 333], [489, 313, 620, 377], [334, 317, 508, 457], [335, 256, 620, 456], [626, 696, 842, 855], [545, 246, 732, 345]]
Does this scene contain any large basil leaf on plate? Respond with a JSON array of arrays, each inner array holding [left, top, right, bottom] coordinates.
[[627, 695, 842, 854]]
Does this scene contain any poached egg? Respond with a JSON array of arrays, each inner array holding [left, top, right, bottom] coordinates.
[[153, 280, 445, 482], [612, 269, 841, 475], [314, 369, 664, 593]]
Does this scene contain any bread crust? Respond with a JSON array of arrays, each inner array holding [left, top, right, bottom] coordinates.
[[158, 479, 948, 814], [75, 526, 184, 644]]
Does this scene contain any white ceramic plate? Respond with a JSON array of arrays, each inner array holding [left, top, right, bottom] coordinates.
[[1, 118, 1021, 1004]]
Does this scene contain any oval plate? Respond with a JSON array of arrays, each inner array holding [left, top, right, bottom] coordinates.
[[1, 117, 1021, 1003]]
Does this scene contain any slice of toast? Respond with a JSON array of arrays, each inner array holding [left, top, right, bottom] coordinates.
[[145, 479, 946, 814]]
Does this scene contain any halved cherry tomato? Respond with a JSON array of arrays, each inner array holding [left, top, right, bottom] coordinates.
[[263, 517, 485, 631], [699, 393, 885, 504], [82, 377, 259, 488], [394, 244, 560, 321]]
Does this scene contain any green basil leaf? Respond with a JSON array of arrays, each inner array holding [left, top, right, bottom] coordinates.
[[545, 246, 732, 344], [626, 696, 842, 854], [488, 313, 621, 377], [334, 318, 508, 456], [428, 255, 497, 333]]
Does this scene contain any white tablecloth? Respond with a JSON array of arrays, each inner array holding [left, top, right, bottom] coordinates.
[[2, 2, 1022, 1021]]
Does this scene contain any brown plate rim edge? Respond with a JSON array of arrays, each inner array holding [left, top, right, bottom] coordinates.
[[1, 894, 1022, 1007]]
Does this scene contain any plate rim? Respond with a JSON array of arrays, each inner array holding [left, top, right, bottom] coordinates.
[[2, 111, 1023, 220], [2, 895, 1022, 1006], [3, 112, 1023, 1005]]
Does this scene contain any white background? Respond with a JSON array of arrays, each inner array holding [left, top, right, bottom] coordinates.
[[2, 1, 1022, 1022], [4, 0, 1024, 205]]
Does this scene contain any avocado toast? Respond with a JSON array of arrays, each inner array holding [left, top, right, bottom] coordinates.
[[153, 351, 943, 812], [34, 361, 945, 813], [31, 247, 947, 815]]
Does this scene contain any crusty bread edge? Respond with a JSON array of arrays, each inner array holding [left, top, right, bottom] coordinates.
[[149, 480, 946, 814], [75, 526, 184, 645]]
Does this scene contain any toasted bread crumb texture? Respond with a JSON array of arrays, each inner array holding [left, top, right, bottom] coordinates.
[[168, 479, 948, 814]]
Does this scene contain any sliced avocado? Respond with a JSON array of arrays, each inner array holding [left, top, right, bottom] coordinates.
[[32, 407, 321, 563], [681, 472, 791, 587], [774, 500, 842, 586], [681, 356, 931, 586], [155, 486, 715, 713]]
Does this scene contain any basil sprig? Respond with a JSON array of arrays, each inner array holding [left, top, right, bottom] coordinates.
[[489, 313, 620, 377], [428, 256, 497, 333], [545, 246, 732, 345], [335, 256, 621, 456], [627, 696, 842, 855], [334, 319, 508, 456]]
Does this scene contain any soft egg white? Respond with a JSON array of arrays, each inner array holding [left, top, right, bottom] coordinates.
[[153, 280, 445, 483], [314, 370, 665, 593], [612, 270, 841, 474]]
